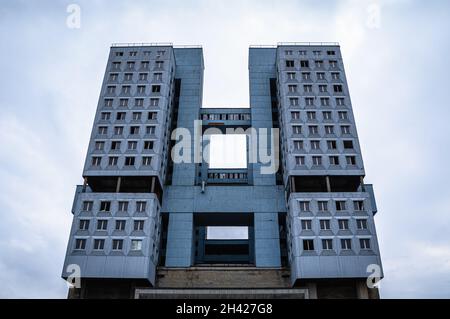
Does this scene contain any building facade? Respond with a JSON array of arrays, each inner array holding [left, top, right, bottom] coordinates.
[[62, 43, 383, 299]]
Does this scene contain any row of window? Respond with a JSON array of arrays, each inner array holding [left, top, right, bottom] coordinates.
[[291, 124, 352, 136], [288, 84, 344, 94], [300, 218, 368, 231], [298, 200, 365, 212], [292, 139, 354, 151], [290, 110, 349, 121], [93, 140, 155, 151], [110, 60, 165, 71], [105, 85, 162, 95], [207, 172, 248, 180], [288, 97, 346, 107], [202, 113, 251, 121], [284, 59, 339, 69], [108, 72, 163, 82], [114, 49, 166, 57], [301, 238, 371, 251], [285, 71, 342, 82], [104, 97, 161, 108], [78, 218, 146, 232], [99, 111, 159, 123], [81, 200, 147, 213], [97, 124, 157, 136], [74, 237, 144, 251], [91, 155, 154, 167], [284, 49, 336, 57], [294, 155, 357, 166]]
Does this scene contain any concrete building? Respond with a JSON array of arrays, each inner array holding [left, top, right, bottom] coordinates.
[[62, 42, 383, 299]]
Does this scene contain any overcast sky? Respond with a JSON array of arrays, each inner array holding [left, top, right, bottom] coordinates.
[[0, 0, 449, 298]]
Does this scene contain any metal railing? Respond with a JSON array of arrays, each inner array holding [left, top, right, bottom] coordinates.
[[111, 42, 173, 47], [277, 42, 339, 46]]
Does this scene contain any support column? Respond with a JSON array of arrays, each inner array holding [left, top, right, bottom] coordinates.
[[150, 176, 155, 193], [326, 176, 331, 192], [116, 177, 121, 193], [360, 176, 365, 191], [254, 212, 281, 267], [82, 177, 88, 192], [165, 213, 194, 267]]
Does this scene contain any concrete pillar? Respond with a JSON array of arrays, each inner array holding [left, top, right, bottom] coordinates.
[[356, 280, 369, 299], [254, 212, 281, 267], [306, 283, 318, 299], [165, 213, 194, 267]]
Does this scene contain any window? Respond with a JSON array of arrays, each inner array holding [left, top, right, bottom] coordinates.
[[305, 97, 314, 106], [100, 112, 110, 121], [124, 73, 133, 81], [357, 219, 368, 230], [338, 219, 349, 230], [311, 140, 320, 150], [336, 201, 346, 211], [112, 239, 123, 250], [308, 125, 319, 135], [141, 61, 150, 69], [104, 99, 113, 107], [95, 141, 105, 150], [318, 201, 328, 211], [108, 156, 118, 166], [153, 73, 163, 81], [79, 219, 90, 230], [75, 239, 86, 250], [136, 201, 147, 212], [295, 156, 305, 165], [155, 61, 164, 68], [346, 156, 356, 165], [322, 239, 333, 250], [116, 112, 126, 120], [148, 112, 157, 120], [100, 201, 110, 212], [112, 61, 121, 69], [129, 51, 137, 56], [91, 157, 101, 166], [338, 111, 348, 120], [354, 200, 365, 211], [301, 220, 312, 230], [125, 157, 135, 166], [150, 98, 159, 107], [341, 125, 351, 134], [128, 141, 137, 150], [137, 85, 146, 94], [139, 73, 148, 81], [132, 112, 142, 121], [320, 97, 330, 106], [302, 72, 311, 80], [93, 239, 105, 250], [290, 98, 299, 106], [360, 238, 371, 250], [292, 125, 302, 134], [329, 156, 339, 165], [307, 111, 316, 120], [319, 85, 327, 92], [144, 141, 154, 150], [300, 60, 309, 68], [287, 72, 296, 80], [336, 98, 345, 106], [333, 84, 343, 93], [315, 60, 324, 68], [97, 220, 108, 231], [285, 50, 293, 55], [325, 125, 334, 134], [130, 126, 140, 135], [146, 126, 156, 134], [286, 60, 294, 67], [98, 126, 108, 135], [303, 85, 312, 93], [134, 220, 145, 231], [135, 98, 144, 107], [114, 126, 124, 135], [317, 72, 325, 80], [288, 85, 297, 93], [109, 73, 118, 81], [142, 156, 152, 166], [327, 50, 336, 56], [291, 111, 300, 120], [303, 239, 314, 251], [126, 61, 135, 70], [323, 111, 332, 120], [341, 239, 352, 250], [312, 156, 322, 166], [115, 51, 124, 57], [152, 85, 161, 93], [329, 60, 338, 68], [119, 98, 128, 107], [143, 51, 151, 56], [294, 140, 303, 150], [331, 72, 340, 80], [343, 140, 354, 149], [299, 201, 310, 212], [115, 220, 126, 231], [131, 239, 143, 251], [157, 50, 166, 56], [320, 219, 331, 230], [313, 50, 322, 56], [122, 85, 131, 94], [118, 201, 128, 212], [299, 50, 307, 56]]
